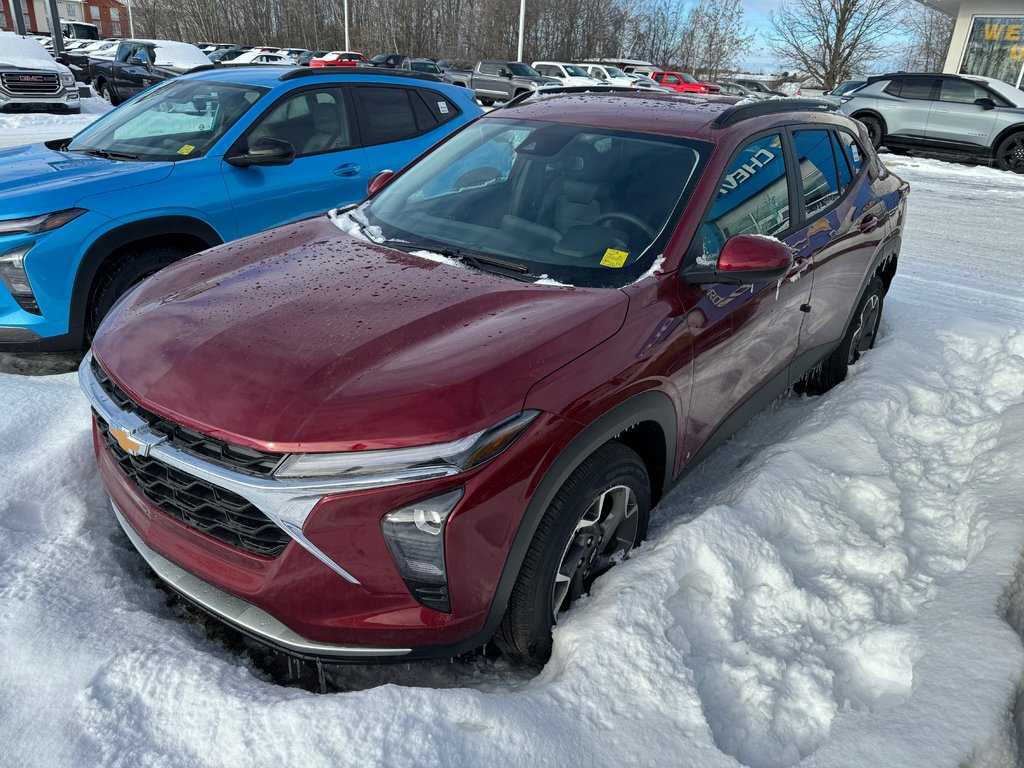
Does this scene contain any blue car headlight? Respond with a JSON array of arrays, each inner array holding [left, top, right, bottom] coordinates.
[[0, 208, 87, 236]]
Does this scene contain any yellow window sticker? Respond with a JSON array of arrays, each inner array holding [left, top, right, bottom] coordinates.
[[177, 144, 196, 156], [600, 248, 629, 268]]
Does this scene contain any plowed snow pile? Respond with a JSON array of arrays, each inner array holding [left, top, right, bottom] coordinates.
[[2, 155, 1024, 768]]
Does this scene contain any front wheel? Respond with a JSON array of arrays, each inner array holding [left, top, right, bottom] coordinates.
[[495, 442, 651, 664], [857, 114, 884, 149], [87, 246, 188, 339], [96, 80, 120, 106], [995, 132, 1024, 173], [800, 275, 884, 395]]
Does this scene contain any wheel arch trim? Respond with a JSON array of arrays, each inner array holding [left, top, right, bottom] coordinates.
[[67, 215, 223, 346]]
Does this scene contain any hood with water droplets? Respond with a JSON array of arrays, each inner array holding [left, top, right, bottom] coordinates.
[[92, 215, 628, 451]]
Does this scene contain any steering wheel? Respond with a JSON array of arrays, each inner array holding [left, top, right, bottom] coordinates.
[[594, 212, 658, 241]]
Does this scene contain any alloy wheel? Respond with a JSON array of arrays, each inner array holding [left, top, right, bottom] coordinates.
[[551, 485, 639, 619], [848, 294, 881, 364], [999, 136, 1024, 173]]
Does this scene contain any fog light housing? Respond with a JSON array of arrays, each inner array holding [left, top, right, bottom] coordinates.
[[0, 244, 40, 315], [381, 488, 463, 613]]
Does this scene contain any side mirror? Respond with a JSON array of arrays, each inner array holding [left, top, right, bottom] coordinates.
[[367, 169, 394, 196], [225, 137, 295, 168], [682, 234, 793, 285], [974, 97, 996, 110], [499, 68, 511, 78], [128, 55, 146, 66]]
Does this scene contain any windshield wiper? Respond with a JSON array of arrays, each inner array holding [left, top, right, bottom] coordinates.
[[385, 240, 531, 277], [70, 147, 139, 160]]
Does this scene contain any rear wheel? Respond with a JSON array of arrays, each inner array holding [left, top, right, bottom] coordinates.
[[995, 132, 1024, 173], [495, 442, 651, 664], [857, 114, 884, 149], [800, 275, 884, 395], [87, 246, 188, 339]]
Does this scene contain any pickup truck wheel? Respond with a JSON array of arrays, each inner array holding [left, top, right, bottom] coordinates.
[[857, 114, 884, 149], [87, 246, 188, 339], [478, 97, 494, 106], [495, 442, 650, 665], [995, 132, 1024, 173], [800, 275, 884, 395], [96, 80, 121, 106]]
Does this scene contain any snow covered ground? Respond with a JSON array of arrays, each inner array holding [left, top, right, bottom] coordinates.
[[1, 111, 1024, 767]]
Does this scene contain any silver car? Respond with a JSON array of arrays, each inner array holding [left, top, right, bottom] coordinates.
[[840, 72, 1024, 172]]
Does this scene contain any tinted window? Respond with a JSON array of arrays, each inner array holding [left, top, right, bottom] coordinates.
[[794, 130, 843, 216], [837, 131, 866, 175], [248, 87, 353, 157], [417, 88, 460, 126], [479, 62, 499, 75], [663, 74, 681, 84], [886, 77, 936, 100], [701, 133, 790, 262], [355, 86, 419, 144], [938, 78, 990, 104], [829, 131, 852, 190]]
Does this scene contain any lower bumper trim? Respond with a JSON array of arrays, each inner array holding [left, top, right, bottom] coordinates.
[[0, 325, 41, 344], [110, 499, 412, 660]]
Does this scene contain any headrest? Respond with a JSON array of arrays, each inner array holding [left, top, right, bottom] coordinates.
[[311, 103, 339, 133], [562, 179, 599, 204]]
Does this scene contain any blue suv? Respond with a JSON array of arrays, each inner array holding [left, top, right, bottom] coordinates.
[[0, 67, 481, 352]]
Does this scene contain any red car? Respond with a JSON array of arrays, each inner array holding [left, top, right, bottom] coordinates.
[[310, 51, 366, 67], [81, 93, 908, 666], [651, 70, 721, 94]]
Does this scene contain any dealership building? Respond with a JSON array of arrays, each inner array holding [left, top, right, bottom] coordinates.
[[919, 0, 1024, 88]]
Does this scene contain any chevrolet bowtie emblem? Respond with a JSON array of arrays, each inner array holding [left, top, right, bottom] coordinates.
[[110, 426, 145, 457]]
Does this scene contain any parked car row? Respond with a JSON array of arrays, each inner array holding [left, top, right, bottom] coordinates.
[[0, 31, 81, 114]]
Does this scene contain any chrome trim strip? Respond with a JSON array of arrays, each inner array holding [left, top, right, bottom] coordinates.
[[79, 352, 458, 585], [111, 501, 411, 658]]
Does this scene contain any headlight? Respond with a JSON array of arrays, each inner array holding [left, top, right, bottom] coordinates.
[[0, 208, 87, 236], [60, 72, 75, 88], [0, 243, 40, 314], [274, 410, 540, 480]]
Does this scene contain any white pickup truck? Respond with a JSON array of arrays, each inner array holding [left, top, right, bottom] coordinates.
[[0, 32, 81, 115]]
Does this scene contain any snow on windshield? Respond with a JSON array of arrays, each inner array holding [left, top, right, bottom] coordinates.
[[153, 41, 210, 70]]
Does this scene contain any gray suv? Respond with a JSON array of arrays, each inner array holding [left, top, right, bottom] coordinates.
[[840, 72, 1024, 172]]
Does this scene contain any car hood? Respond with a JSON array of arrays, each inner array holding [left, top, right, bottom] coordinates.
[[92, 215, 629, 452], [0, 142, 172, 217]]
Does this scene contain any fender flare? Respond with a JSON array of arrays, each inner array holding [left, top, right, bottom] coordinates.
[[474, 390, 677, 647], [66, 216, 223, 345]]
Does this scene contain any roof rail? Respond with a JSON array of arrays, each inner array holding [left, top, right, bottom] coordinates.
[[711, 97, 838, 128], [501, 84, 638, 109], [278, 66, 441, 83]]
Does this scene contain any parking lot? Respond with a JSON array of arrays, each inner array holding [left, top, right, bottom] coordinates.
[[2, 92, 1024, 767]]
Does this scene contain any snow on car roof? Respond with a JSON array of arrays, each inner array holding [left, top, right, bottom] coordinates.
[[0, 31, 68, 72], [152, 40, 210, 70]]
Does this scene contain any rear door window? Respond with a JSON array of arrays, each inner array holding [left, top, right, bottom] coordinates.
[[793, 129, 843, 216], [884, 77, 937, 100], [353, 86, 419, 144]]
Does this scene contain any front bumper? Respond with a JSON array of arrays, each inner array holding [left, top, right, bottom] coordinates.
[[0, 90, 79, 112], [82, 353, 566, 659]]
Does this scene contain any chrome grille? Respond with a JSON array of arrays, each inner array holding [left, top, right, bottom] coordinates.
[[1, 72, 61, 95]]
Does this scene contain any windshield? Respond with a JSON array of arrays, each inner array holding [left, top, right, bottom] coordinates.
[[412, 61, 440, 73], [509, 63, 540, 77], [605, 67, 629, 79], [362, 117, 708, 288], [681, 73, 698, 84], [68, 79, 266, 161], [564, 64, 590, 78]]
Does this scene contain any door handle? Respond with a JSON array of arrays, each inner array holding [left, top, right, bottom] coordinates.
[[859, 214, 879, 233], [334, 163, 361, 177]]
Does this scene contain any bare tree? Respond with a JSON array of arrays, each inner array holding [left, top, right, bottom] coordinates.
[[678, 0, 753, 80], [898, 3, 954, 72], [768, 0, 907, 88]]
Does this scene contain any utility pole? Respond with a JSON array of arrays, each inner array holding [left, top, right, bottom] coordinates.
[[45, 0, 64, 56], [516, 0, 525, 62], [127, 0, 135, 38], [344, 0, 350, 51], [10, 0, 27, 34]]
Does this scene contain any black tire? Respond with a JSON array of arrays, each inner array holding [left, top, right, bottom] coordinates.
[[800, 275, 884, 395], [96, 79, 120, 106], [995, 132, 1024, 173], [495, 442, 651, 664], [857, 114, 884, 149], [87, 246, 187, 338], [886, 146, 910, 156]]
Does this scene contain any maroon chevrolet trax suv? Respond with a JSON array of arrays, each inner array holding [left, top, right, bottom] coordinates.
[[80, 93, 909, 665]]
